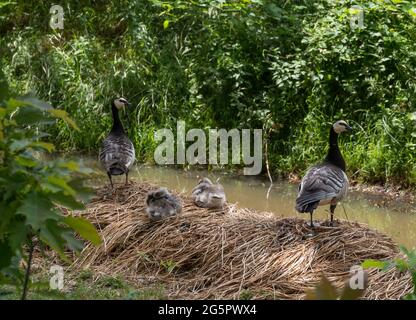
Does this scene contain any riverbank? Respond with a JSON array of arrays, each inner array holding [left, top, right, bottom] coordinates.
[[59, 151, 416, 205]]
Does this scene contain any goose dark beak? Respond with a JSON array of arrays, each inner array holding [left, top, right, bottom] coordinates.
[[346, 125, 353, 131]]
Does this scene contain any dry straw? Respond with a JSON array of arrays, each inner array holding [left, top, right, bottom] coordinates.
[[72, 182, 413, 299]]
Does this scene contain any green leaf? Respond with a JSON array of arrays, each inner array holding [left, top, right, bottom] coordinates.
[[12, 106, 54, 126], [39, 220, 85, 257], [305, 275, 338, 300], [408, 8, 416, 18], [40, 182, 63, 193], [64, 216, 101, 245], [15, 155, 37, 167], [39, 220, 70, 262], [18, 96, 53, 110], [48, 192, 85, 210], [8, 220, 28, 251], [401, 247, 416, 268], [0, 107, 7, 119], [58, 160, 79, 171], [0, 240, 13, 269], [48, 109, 80, 131], [29, 141, 55, 152], [61, 231, 85, 252], [47, 176, 76, 196], [163, 20, 169, 29], [17, 192, 60, 230], [67, 179, 94, 202], [362, 259, 390, 270], [339, 284, 366, 300], [403, 293, 416, 300], [394, 258, 409, 272], [9, 139, 31, 152]]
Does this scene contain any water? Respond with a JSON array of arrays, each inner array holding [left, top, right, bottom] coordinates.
[[85, 160, 416, 249]]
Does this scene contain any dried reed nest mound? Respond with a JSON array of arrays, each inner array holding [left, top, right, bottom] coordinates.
[[72, 181, 412, 299]]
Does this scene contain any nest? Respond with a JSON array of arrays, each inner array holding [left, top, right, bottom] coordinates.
[[72, 181, 413, 299]]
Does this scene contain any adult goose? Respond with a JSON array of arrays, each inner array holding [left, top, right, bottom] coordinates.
[[99, 97, 135, 188], [192, 178, 226, 209], [295, 120, 352, 228]]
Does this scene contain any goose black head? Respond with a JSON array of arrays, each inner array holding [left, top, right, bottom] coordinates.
[[333, 120, 352, 134], [113, 97, 131, 110]]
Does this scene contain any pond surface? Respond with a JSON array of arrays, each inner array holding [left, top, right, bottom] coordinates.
[[83, 159, 416, 249]]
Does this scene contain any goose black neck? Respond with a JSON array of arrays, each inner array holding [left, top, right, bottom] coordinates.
[[324, 127, 346, 171], [111, 102, 124, 134]]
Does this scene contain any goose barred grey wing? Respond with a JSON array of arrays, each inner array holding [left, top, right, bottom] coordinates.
[[99, 133, 135, 175], [295, 164, 348, 213]]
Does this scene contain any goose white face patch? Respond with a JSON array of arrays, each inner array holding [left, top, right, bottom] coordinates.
[[114, 98, 127, 109], [333, 120, 349, 134]]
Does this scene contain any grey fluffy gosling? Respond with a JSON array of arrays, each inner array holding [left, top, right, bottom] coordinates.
[[146, 188, 182, 221], [192, 178, 226, 209]]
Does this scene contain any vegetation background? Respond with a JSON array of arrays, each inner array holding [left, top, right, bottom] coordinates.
[[1, 0, 416, 186]]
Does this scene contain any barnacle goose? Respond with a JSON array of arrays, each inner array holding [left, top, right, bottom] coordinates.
[[99, 97, 135, 188], [295, 120, 352, 228]]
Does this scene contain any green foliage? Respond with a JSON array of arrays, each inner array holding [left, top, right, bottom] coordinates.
[[239, 289, 253, 300], [0, 0, 415, 185], [96, 276, 125, 290], [305, 274, 367, 300], [0, 94, 101, 295], [0, 270, 166, 300], [160, 259, 176, 274], [362, 246, 416, 300], [124, 285, 166, 300]]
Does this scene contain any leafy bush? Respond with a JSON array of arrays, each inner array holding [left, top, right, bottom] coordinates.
[[0, 94, 101, 299]]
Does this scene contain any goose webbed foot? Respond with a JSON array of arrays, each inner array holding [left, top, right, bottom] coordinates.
[[308, 221, 320, 228]]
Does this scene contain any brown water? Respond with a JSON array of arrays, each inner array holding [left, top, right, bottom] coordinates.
[[85, 160, 416, 249]]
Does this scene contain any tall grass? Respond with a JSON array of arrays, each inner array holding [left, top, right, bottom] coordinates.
[[0, 0, 415, 186]]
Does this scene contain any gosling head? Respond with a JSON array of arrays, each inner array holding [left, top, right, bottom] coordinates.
[[333, 120, 352, 134], [113, 97, 131, 110], [146, 188, 169, 205], [198, 177, 213, 185], [145, 188, 182, 221]]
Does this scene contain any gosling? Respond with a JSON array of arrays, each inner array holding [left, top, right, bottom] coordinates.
[[192, 178, 226, 209], [146, 188, 182, 221]]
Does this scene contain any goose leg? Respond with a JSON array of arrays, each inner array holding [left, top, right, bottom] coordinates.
[[309, 211, 314, 228], [107, 172, 114, 189], [305, 211, 316, 237], [125, 171, 129, 185], [330, 204, 336, 226]]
